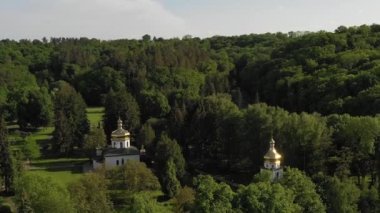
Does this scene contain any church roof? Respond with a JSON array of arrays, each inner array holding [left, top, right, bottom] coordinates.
[[103, 146, 140, 157], [111, 118, 130, 137], [264, 138, 282, 160]]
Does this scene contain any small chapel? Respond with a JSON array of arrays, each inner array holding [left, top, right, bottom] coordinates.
[[261, 138, 283, 180], [92, 118, 141, 170]]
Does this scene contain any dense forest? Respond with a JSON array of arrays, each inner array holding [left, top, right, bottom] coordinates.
[[2, 24, 380, 212]]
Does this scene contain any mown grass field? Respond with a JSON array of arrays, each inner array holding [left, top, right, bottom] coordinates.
[[27, 169, 84, 187], [27, 157, 87, 187], [11, 107, 105, 187], [87, 107, 104, 129], [25, 108, 104, 183]]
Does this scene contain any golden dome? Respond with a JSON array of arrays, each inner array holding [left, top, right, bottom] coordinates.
[[264, 138, 282, 160], [111, 118, 130, 138]]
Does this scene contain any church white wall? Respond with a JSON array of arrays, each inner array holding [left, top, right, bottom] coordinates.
[[104, 155, 140, 169], [111, 138, 130, 148], [264, 161, 281, 169], [92, 160, 103, 170]]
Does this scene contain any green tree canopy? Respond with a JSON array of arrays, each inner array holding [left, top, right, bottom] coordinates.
[[162, 158, 181, 198], [137, 122, 156, 153], [174, 186, 195, 213], [127, 192, 166, 213], [83, 126, 106, 152], [21, 137, 41, 161], [107, 161, 160, 192], [103, 89, 141, 139], [317, 175, 361, 213], [0, 115, 13, 194], [52, 81, 89, 153], [16, 174, 74, 213], [17, 87, 53, 129], [68, 172, 113, 213], [155, 133, 185, 178], [193, 175, 235, 213], [138, 89, 170, 121], [234, 182, 301, 213], [279, 168, 325, 213]]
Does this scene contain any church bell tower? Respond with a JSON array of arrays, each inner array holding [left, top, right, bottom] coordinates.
[[111, 118, 131, 149], [262, 138, 283, 180]]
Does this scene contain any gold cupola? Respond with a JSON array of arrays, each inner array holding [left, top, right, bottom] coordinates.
[[264, 138, 282, 161], [111, 118, 130, 139], [262, 137, 283, 180]]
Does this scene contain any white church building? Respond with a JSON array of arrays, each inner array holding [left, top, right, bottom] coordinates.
[[92, 118, 141, 170]]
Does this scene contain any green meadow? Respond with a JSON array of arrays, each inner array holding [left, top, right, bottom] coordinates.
[[15, 107, 104, 186]]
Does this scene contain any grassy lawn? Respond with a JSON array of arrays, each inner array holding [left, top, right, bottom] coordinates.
[[30, 127, 54, 148], [30, 158, 88, 168], [28, 169, 84, 187], [29, 169, 84, 187], [27, 158, 89, 187], [20, 107, 104, 187], [9, 107, 103, 148], [9, 107, 103, 151], [8, 126, 53, 149], [87, 107, 104, 129]]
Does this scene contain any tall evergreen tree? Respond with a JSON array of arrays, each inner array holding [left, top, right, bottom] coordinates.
[[52, 81, 89, 153], [155, 133, 185, 178], [0, 115, 13, 194], [137, 122, 155, 154], [83, 126, 106, 152], [162, 158, 181, 198], [103, 89, 141, 141]]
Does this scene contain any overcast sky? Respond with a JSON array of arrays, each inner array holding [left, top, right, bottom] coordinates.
[[1, 0, 380, 40]]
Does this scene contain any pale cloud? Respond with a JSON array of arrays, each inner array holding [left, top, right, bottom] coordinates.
[[171, 0, 380, 37], [1, 0, 380, 40], [0, 0, 186, 40]]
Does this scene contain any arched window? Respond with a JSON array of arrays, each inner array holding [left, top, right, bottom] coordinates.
[[116, 160, 119, 166], [122, 159, 124, 165]]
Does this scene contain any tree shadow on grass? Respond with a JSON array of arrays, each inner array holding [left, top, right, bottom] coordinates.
[[157, 194, 170, 202], [45, 166, 83, 174], [31, 165, 83, 175]]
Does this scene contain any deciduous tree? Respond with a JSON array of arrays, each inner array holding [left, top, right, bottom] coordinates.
[[68, 172, 113, 213], [193, 175, 235, 213], [16, 174, 74, 213], [234, 182, 301, 213]]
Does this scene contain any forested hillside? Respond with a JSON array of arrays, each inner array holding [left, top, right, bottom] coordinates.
[[2, 24, 380, 212], [3, 25, 380, 116]]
